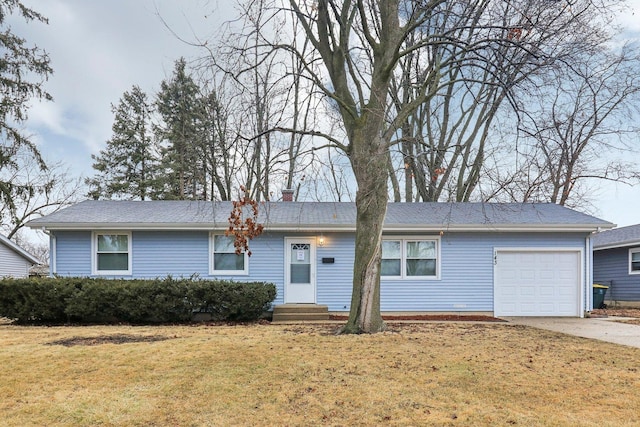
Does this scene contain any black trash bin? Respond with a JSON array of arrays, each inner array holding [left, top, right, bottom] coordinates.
[[593, 284, 609, 309]]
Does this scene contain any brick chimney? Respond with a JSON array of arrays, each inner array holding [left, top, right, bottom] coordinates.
[[282, 188, 294, 202]]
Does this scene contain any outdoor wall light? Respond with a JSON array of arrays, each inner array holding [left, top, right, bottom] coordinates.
[[318, 236, 325, 247]]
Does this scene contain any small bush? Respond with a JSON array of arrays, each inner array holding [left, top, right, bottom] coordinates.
[[0, 277, 276, 324]]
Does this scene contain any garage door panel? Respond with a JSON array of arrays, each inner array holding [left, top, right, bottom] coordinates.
[[520, 270, 536, 280], [539, 286, 555, 297], [559, 270, 576, 280], [495, 250, 580, 317], [520, 286, 535, 296], [539, 270, 555, 280]]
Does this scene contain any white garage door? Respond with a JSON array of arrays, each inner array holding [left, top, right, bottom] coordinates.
[[494, 250, 581, 317]]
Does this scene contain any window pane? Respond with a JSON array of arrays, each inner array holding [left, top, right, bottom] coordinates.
[[406, 241, 435, 258], [382, 241, 401, 258], [407, 259, 436, 276], [97, 253, 128, 271], [291, 264, 311, 283], [214, 253, 244, 271], [290, 244, 310, 264], [97, 235, 128, 252], [632, 252, 640, 271], [214, 235, 236, 253], [381, 259, 401, 276]]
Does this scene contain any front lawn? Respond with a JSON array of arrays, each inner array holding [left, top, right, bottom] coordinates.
[[1, 322, 639, 426]]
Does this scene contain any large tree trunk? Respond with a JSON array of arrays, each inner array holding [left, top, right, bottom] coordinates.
[[342, 132, 388, 334]]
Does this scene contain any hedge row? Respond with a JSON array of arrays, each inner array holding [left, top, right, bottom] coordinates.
[[0, 277, 276, 324]]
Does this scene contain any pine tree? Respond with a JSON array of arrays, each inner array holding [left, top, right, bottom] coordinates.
[[86, 86, 158, 200], [155, 58, 204, 200], [0, 1, 52, 220]]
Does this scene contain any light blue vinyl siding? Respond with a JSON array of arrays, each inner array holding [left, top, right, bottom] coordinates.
[[594, 247, 640, 302], [133, 231, 208, 277], [52, 229, 589, 312], [316, 234, 356, 310], [376, 232, 588, 313], [55, 231, 92, 276]]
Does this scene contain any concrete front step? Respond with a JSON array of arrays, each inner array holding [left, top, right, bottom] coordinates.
[[272, 304, 329, 322]]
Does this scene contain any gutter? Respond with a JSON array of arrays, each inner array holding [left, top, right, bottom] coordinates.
[[29, 223, 612, 234]]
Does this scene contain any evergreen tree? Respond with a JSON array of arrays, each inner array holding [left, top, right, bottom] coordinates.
[[0, 1, 52, 221], [155, 58, 204, 200], [86, 85, 158, 200]]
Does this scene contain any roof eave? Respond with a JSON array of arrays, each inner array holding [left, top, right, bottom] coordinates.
[[0, 234, 41, 265], [32, 222, 612, 233], [594, 240, 640, 251]]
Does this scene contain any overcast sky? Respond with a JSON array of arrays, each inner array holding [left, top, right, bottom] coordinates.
[[9, 0, 640, 228]]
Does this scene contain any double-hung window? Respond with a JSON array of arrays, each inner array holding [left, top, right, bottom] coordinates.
[[381, 238, 439, 279], [93, 232, 131, 275], [630, 248, 640, 274], [211, 234, 248, 275]]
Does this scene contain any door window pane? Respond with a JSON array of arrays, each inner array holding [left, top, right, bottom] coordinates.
[[291, 264, 311, 283], [291, 244, 310, 263], [290, 243, 310, 283]]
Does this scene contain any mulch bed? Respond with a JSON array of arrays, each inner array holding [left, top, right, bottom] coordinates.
[[591, 308, 640, 318], [329, 314, 505, 322], [47, 334, 173, 347]]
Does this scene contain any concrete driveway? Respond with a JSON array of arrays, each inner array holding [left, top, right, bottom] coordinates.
[[503, 317, 640, 349]]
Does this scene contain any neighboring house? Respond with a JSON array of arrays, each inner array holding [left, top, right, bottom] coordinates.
[[0, 234, 41, 278], [27, 200, 614, 317], [592, 224, 640, 304]]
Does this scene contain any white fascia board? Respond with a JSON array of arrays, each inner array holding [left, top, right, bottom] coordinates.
[[31, 223, 221, 231], [33, 223, 612, 234], [383, 224, 613, 233]]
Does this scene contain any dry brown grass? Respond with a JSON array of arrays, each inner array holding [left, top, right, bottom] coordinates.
[[1, 322, 639, 426]]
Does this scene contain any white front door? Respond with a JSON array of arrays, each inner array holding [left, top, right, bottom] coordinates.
[[284, 238, 316, 303]]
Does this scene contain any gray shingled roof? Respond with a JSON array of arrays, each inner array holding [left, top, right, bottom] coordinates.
[[592, 224, 640, 249], [27, 200, 613, 232]]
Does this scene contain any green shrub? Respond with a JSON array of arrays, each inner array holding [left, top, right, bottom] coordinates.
[[0, 278, 80, 323], [0, 277, 276, 324], [186, 280, 277, 321]]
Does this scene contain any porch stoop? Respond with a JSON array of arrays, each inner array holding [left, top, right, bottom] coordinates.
[[272, 304, 330, 322]]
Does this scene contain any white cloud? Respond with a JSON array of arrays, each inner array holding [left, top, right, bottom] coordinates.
[[13, 0, 232, 166], [617, 0, 640, 35]]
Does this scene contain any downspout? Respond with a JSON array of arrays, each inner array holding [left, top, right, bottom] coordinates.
[[585, 234, 592, 316], [41, 227, 56, 276]]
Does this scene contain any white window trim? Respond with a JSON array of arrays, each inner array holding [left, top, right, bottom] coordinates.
[[381, 236, 441, 280], [630, 248, 640, 275], [209, 233, 249, 276], [91, 231, 132, 276]]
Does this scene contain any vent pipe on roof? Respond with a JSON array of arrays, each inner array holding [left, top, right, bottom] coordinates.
[[282, 188, 294, 202]]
